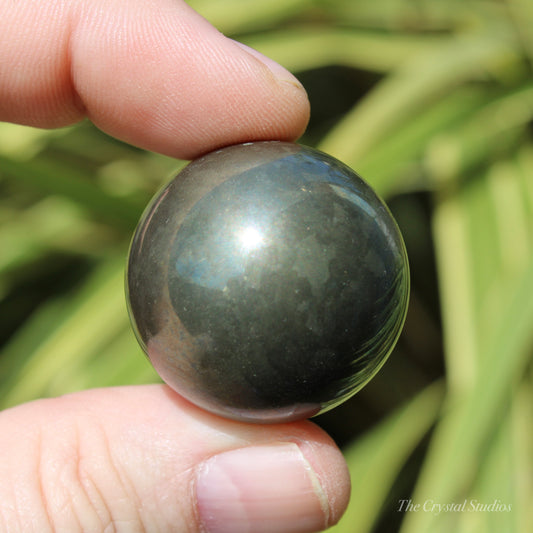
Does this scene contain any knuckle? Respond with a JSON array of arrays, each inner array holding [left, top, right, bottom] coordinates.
[[36, 419, 146, 533]]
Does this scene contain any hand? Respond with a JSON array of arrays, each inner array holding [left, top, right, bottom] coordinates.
[[0, 1, 350, 532]]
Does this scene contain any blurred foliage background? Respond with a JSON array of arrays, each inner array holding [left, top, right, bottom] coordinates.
[[1, 0, 532, 531]]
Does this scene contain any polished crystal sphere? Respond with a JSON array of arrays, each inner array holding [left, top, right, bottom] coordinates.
[[126, 142, 409, 423]]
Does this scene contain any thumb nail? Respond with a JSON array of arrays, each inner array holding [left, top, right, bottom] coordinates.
[[196, 442, 329, 533]]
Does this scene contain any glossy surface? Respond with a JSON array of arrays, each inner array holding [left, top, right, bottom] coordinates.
[[127, 142, 409, 423]]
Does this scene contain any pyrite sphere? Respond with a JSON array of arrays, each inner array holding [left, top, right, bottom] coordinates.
[[126, 142, 409, 423]]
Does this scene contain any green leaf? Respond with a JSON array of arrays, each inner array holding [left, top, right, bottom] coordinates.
[[0, 256, 135, 407], [355, 87, 493, 196], [188, 0, 311, 35], [0, 197, 112, 278], [243, 29, 445, 74], [401, 173, 533, 532], [328, 382, 444, 533], [319, 33, 522, 167], [0, 154, 143, 230], [506, 0, 533, 68]]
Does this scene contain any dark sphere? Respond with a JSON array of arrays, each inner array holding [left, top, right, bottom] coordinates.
[[126, 142, 409, 423]]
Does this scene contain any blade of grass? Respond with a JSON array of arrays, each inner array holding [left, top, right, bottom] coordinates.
[[425, 83, 533, 182], [356, 87, 493, 196], [319, 33, 520, 167], [481, 160, 533, 328], [322, 0, 485, 32], [353, 79, 533, 197], [455, 394, 516, 533], [0, 255, 130, 408], [48, 326, 157, 395], [0, 123, 63, 159], [506, 0, 533, 68], [431, 177, 478, 396], [189, 0, 310, 34], [0, 197, 115, 276], [85, 328, 159, 389], [400, 131, 533, 531], [243, 29, 446, 74], [0, 154, 143, 230], [461, 175, 501, 331], [328, 381, 444, 533], [400, 256, 533, 532], [512, 381, 533, 533], [516, 144, 533, 234]]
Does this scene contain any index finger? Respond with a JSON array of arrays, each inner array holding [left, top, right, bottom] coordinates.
[[0, 0, 309, 159]]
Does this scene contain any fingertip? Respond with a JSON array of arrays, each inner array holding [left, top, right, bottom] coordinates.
[[298, 436, 352, 527], [0, 0, 310, 157], [71, 0, 310, 158], [230, 39, 306, 96]]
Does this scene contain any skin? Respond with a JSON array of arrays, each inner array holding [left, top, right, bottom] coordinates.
[[0, 1, 351, 532]]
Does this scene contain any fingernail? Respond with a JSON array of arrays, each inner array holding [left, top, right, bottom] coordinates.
[[232, 40, 305, 90], [196, 443, 329, 533]]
